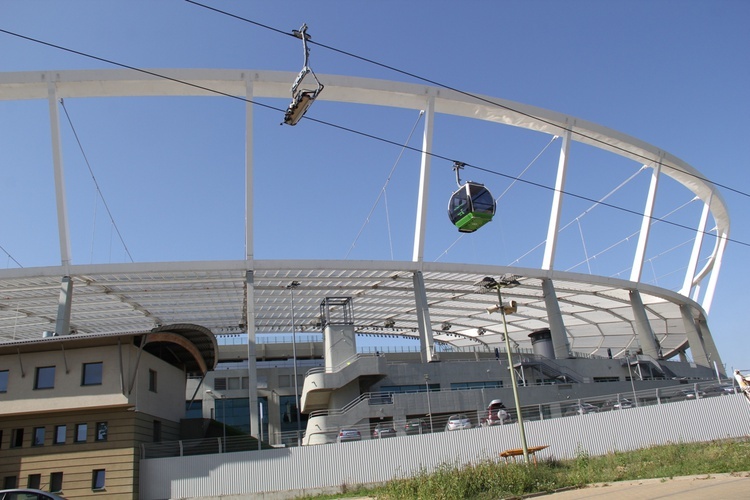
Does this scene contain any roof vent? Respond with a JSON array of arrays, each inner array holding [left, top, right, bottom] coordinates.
[[42, 331, 57, 338]]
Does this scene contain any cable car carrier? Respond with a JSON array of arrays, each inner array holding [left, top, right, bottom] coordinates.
[[283, 24, 324, 126]]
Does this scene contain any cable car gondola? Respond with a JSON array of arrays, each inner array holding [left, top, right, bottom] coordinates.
[[448, 162, 496, 233]]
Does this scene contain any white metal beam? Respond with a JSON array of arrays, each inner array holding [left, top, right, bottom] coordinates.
[[631, 161, 661, 282], [47, 80, 72, 272], [412, 96, 435, 263], [542, 129, 571, 270], [681, 198, 710, 296], [701, 231, 728, 314]]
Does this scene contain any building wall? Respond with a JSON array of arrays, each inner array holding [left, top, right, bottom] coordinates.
[[140, 394, 750, 500], [0, 342, 190, 499], [128, 350, 188, 422], [0, 344, 131, 414], [0, 408, 139, 499]]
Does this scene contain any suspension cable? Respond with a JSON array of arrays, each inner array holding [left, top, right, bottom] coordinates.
[[344, 110, 424, 260], [60, 99, 134, 263], [0, 243, 22, 268]]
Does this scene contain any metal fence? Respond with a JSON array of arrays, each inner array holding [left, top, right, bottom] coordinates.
[[140, 392, 750, 499]]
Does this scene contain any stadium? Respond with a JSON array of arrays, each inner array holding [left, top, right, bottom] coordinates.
[[0, 68, 737, 497]]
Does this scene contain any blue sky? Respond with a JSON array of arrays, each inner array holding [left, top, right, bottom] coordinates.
[[1, 1, 748, 371]]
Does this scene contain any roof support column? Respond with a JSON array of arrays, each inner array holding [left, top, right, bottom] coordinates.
[[412, 96, 435, 263], [244, 78, 260, 443], [679, 304, 709, 367], [245, 77, 255, 263], [695, 315, 724, 375], [631, 161, 661, 282], [700, 230, 728, 314], [542, 128, 571, 270], [629, 290, 660, 359], [541, 278, 571, 359], [680, 198, 710, 296], [245, 271, 260, 442], [47, 79, 72, 272], [54, 276, 73, 336], [413, 271, 436, 362]]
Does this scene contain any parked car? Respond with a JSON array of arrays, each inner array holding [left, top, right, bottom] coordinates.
[[680, 388, 706, 400], [483, 399, 512, 426], [372, 424, 397, 439], [0, 489, 67, 500], [445, 414, 472, 431], [337, 428, 362, 442], [601, 398, 634, 411], [613, 399, 634, 409], [566, 402, 599, 415], [703, 384, 737, 396], [404, 418, 427, 435]]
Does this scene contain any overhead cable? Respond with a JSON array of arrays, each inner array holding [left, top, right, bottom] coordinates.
[[0, 26, 747, 250], [184, 0, 749, 201]]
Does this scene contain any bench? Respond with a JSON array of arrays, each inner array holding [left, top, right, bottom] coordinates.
[[499, 445, 549, 465]]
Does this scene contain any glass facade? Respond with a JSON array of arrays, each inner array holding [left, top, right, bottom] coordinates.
[[215, 398, 250, 433], [278, 395, 307, 446]]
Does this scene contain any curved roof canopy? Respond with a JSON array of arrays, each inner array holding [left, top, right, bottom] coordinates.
[[0, 69, 728, 361], [0, 260, 707, 359], [0, 321, 217, 374]]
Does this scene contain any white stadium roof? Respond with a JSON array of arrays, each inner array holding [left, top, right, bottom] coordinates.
[[0, 69, 729, 360], [0, 259, 706, 358]]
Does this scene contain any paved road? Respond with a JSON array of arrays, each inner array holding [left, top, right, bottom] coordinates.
[[537, 473, 750, 499]]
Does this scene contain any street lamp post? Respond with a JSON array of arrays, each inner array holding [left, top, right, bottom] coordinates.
[[259, 400, 264, 447], [206, 389, 226, 453], [287, 281, 303, 446], [626, 354, 639, 407], [424, 374, 434, 433], [479, 275, 530, 465]]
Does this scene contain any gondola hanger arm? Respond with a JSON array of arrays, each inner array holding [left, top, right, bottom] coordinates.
[[453, 161, 466, 188]]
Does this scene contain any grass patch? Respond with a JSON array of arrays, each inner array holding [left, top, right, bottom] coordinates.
[[304, 439, 750, 499]]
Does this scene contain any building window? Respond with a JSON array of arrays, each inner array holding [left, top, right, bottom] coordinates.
[[92, 469, 105, 490], [50, 472, 63, 493], [185, 401, 202, 419], [75, 423, 88, 443], [153, 420, 162, 443], [54, 425, 66, 444], [34, 366, 55, 390], [214, 377, 227, 390], [10, 428, 24, 448], [95, 422, 108, 442], [0, 369, 8, 392], [32, 427, 45, 446], [82, 362, 103, 386], [27, 474, 41, 489], [148, 369, 157, 392], [3, 476, 17, 489]]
